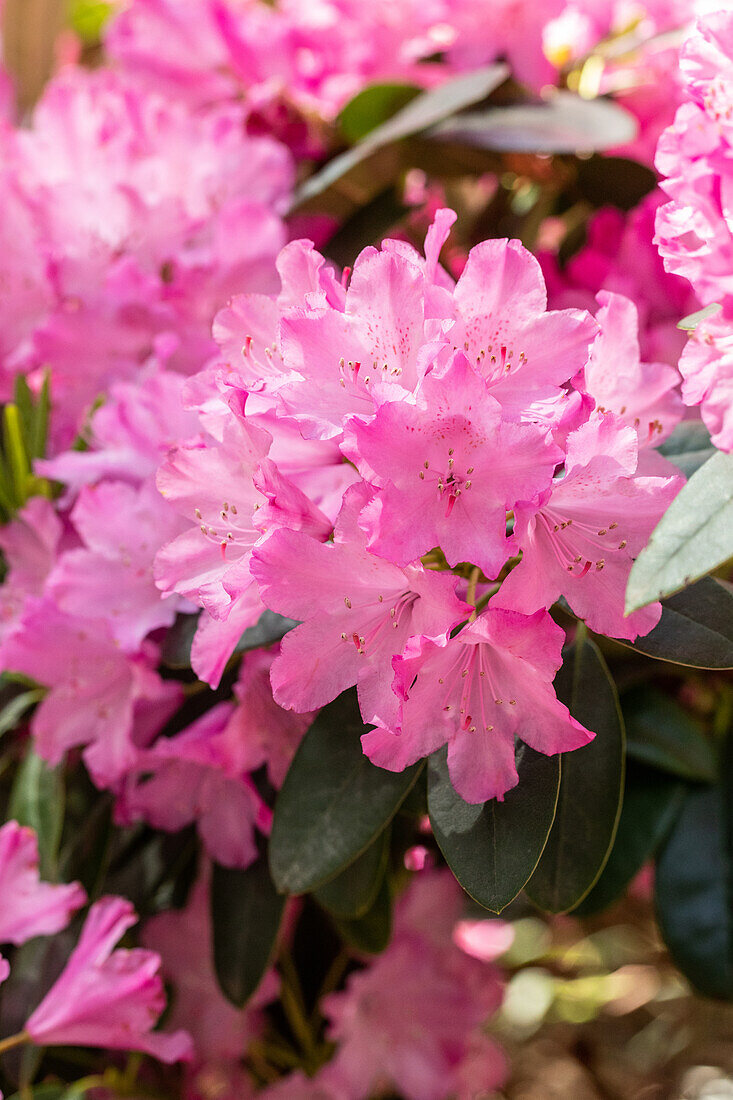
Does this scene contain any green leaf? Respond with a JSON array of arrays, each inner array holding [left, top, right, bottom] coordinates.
[[211, 857, 286, 1008], [677, 302, 722, 331], [430, 91, 637, 153], [525, 639, 625, 913], [292, 63, 509, 208], [8, 747, 64, 878], [427, 744, 560, 914], [574, 155, 656, 212], [314, 827, 389, 920], [655, 759, 733, 999], [7, 1088, 69, 1100], [160, 611, 199, 668], [574, 763, 686, 917], [333, 873, 392, 954], [338, 82, 421, 143], [657, 421, 715, 478], [323, 188, 408, 268], [623, 686, 718, 783], [235, 609, 299, 655], [0, 688, 43, 738], [617, 577, 733, 669], [626, 450, 733, 613], [269, 690, 422, 894]]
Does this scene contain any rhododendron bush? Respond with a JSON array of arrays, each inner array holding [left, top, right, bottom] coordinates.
[[0, 0, 731, 1097]]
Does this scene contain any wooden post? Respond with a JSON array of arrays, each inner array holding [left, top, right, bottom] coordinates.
[[2, 0, 69, 115]]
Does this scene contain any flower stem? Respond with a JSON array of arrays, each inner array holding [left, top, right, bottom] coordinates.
[[0, 1030, 30, 1056], [467, 565, 480, 621]]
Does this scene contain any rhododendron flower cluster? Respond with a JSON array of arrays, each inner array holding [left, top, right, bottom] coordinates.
[[152, 213, 680, 803]]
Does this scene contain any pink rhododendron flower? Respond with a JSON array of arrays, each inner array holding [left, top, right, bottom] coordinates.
[[0, 821, 85, 944], [0, 598, 181, 787], [496, 412, 682, 639], [581, 291, 683, 446], [677, 300, 733, 451], [252, 482, 470, 723], [365, 608, 593, 804], [25, 896, 193, 1062], [48, 480, 186, 651], [353, 350, 562, 578], [319, 869, 507, 1100], [119, 702, 271, 868], [0, 496, 62, 645], [453, 918, 515, 962]]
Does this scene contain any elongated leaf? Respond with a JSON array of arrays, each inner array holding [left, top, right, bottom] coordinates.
[[8, 748, 64, 878], [211, 858, 286, 1008], [617, 577, 733, 669], [626, 450, 733, 612], [525, 639, 625, 913], [658, 421, 715, 478], [293, 63, 509, 207], [338, 82, 421, 143], [431, 91, 637, 153], [315, 827, 389, 920], [235, 609, 299, 655], [333, 874, 392, 954], [624, 686, 717, 783], [0, 688, 42, 738], [160, 611, 199, 668], [269, 690, 422, 894], [655, 762, 733, 999], [428, 745, 560, 914], [574, 763, 686, 916]]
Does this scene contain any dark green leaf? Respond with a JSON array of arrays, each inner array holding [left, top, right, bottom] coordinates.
[[235, 609, 299, 655], [338, 82, 421, 143], [655, 760, 733, 999], [626, 450, 733, 612], [160, 611, 199, 668], [525, 639, 625, 913], [574, 156, 656, 211], [658, 421, 715, 478], [617, 577, 733, 669], [677, 303, 722, 331], [7, 1088, 68, 1100], [333, 873, 392, 954], [314, 827, 389, 920], [323, 188, 408, 268], [574, 763, 686, 916], [0, 688, 42, 738], [624, 686, 717, 783], [430, 91, 637, 153], [211, 857, 286, 1008], [269, 690, 422, 894], [428, 744, 560, 914], [292, 63, 509, 208], [8, 748, 64, 878]]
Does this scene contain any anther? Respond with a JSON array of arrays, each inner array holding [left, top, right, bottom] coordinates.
[[344, 597, 352, 608]]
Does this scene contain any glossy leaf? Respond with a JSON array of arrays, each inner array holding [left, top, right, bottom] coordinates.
[[333, 874, 392, 954], [8, 748, 64, 879], [618, 577, 733, 669], [626, 450, 733, 612], [657, 421, 715, 478], [525, 639, 625, 913], [314, 827, 390, 920], [655, 763, 733, 1000], [292, 63, 509, 207], [427, 744, 560, 914], [235, 609, 299, 655], [0, 688, 42, 738], [211, 857, 286, 1008], [623, 686, 717, 783], [574, 763, 686, 917], [431, 91, 637, 153], [269, 690, 422, 894], [338, 82, 421, 143], [159, 611, 199, 668]]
